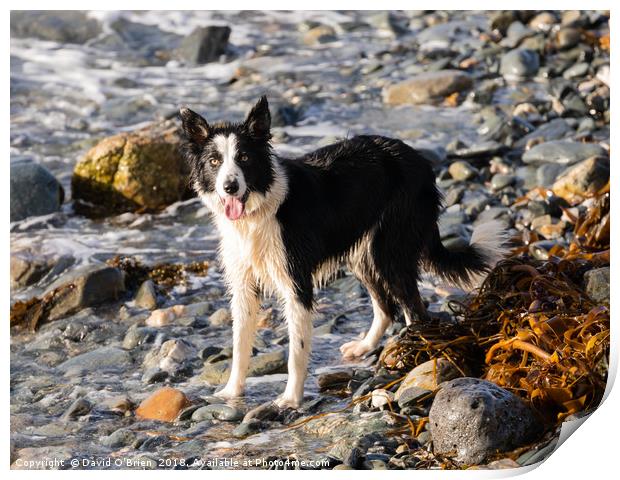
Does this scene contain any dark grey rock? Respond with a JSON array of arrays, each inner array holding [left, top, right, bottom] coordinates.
[[139, 435, 170, 451], [514, 118, 573, 149], [452, 141, 504, 159], [10, 250, 71, 289], [61, 398, 91, 420], [10, 162, 64, 222], [522, 141, 606, 166], [243, 401, 301, 424], [242, 401, 284, 422], [107, 17, 181, 64], [199, 346, 222, 360], [491, 174, 516, 191], [200, 348, 286, 384], [397, 386, 431, 409], [500, 49, 539, 79], [536, 164, 565, 188], [101, 429, 137, 449], [177, 26, 231, 64], [515, 165, 538, 190], [44, 265, 125, 320], [11, 11, 102, 44], [58, 346, 133, 376], [342, 446, 366, 469], [584, 267, 609, 305], [123, 325, 157, 350], [417, 431, 431, 445], [232, 419, 266, 438], [62, 322, 89, 342], [142, 367, 168, 384], [563, 62, 589, 79], [502, 21, 534, 48], [318, 370, 353, 391], [191, 404, 243, 422], [429, 378, 541, 464]]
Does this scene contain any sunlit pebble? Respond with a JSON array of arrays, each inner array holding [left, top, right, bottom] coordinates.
[[146, 305, 187, 327], [371, 389, 394, 409]]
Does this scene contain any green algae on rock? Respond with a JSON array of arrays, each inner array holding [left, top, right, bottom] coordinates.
[[71, 120, 190, 216]]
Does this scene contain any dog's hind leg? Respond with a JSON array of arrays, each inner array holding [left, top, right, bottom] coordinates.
[[340, 290, 395, 359], [216, 281, 260, 399], [398, 281, 431, 325], [275, 292, 314, 409], [340, 234, 397, 360]]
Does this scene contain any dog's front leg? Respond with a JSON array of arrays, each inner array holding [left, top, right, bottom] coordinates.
[[216, 281, 260, 399], [275, 294, 313, 409]]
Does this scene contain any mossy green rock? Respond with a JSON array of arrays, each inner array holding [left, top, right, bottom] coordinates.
[[72, 120, 189, 216]]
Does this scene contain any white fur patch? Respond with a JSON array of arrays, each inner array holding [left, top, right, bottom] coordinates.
[[213, 134, 246, 198], [207, 157, 306, 403], [469, 219, 510, 287]]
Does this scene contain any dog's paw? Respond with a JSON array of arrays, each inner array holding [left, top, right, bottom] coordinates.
[[274, 394, 301, 410], [340, 339, 373, 360], [214, 384, 244, 400]]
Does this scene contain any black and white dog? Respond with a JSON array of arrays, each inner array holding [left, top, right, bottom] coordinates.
[[179, 96, 505, 408]]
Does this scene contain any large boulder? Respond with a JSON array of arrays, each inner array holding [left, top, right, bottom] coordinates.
[[383, 70, 473, 106], [10, 162, 64, 222], [429, 378, 541, 465], [552, 156, 609, 202], [10, 11, 102, 44], [72, 120, 190, 216], [10, 249, 74, 290], [177, 26, 231, 64], [44, 264, 126, 320]]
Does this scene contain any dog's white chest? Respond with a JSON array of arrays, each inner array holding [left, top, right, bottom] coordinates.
[[217, 217, 292, 297]]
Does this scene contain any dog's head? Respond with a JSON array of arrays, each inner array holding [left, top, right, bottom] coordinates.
[[180, 96, 277, 221]]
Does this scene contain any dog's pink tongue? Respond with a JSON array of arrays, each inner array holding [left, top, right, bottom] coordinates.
[[224, 196, 245, 220]]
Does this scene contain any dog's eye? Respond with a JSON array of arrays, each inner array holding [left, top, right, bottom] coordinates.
[[239, 154, 249, 162], [209, 158, 221, 167]]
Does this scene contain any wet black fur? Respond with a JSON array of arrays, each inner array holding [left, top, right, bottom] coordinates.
[[180, 97, 490, 320]]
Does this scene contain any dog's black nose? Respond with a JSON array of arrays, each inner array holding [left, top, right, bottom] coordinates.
[[223, 179, 239, 194]]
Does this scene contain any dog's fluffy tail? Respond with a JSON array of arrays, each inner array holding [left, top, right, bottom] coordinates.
[[426, 219, 509, 289]]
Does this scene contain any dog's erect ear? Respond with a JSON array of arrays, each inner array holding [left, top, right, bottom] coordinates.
[[179, 107, 210, 145], [244, 96, 271, 139]]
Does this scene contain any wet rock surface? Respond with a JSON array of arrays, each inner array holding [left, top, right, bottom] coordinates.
[[10, 162, 64, 222], [11, 11, 102, 44], [383, 70, 472, 105], [429, 378, 541, 464], [10, 10, 609, 470], [71, 121, 189, 216], [177, 26, 231, 64]]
